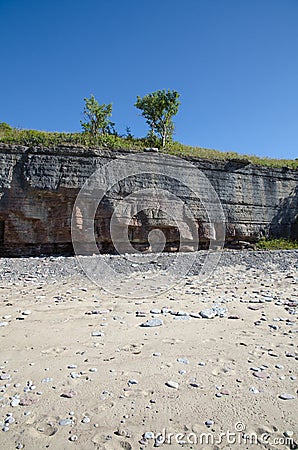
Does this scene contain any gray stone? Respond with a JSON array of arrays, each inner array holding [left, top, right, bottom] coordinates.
[[165, 381, 179, 389], [82, 416, 90, 423], [144, 431, 154, 439], [205, 420, 214, 427], [59, 419, 73, 426], [41, 377, 53, 383], [140, 318, 163, 327], [91, 331, 104, 337], [279, 393, 295, 400], [200, 309, 217, 319], [177, 357, 190, 365]]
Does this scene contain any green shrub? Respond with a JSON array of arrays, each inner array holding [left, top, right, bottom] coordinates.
[[256, 238, 298, 250]]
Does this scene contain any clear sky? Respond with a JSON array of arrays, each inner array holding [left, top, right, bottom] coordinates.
[[1, 0, 297, 159]]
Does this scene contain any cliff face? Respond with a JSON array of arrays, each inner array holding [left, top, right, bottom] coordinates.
[[0, 144, 297, 256]]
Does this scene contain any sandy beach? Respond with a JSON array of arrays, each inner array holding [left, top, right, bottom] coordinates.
[[0, 251, 297, 449]]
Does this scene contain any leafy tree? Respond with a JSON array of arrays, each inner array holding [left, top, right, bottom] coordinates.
[[135, 89, 180, 147], [81, 95, 114, 135]]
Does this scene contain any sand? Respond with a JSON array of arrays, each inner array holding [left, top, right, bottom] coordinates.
[[0, 252, 297, 449]]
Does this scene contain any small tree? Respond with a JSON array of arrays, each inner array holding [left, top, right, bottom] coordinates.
[[81, 95, 114, 135], [135, 89, 180, 147]]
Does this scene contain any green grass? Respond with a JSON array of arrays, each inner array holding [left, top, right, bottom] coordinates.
[[256, 238, 298, 250], [0, 123, 297, 169]]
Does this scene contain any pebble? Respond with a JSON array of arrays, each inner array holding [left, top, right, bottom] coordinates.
[[284, 430, 293, 438], [275, 364, 284, 369], [165, 381, 179, 389], [70, 372, 80, 379], [279, 393, 295, 400], [91, 331, 104, 337], [253, 371, 270, 379], [177, 357, 190, 365], [249, 387, 259, 394], [59, 418, 73, 426], [199, 308, 217, 319], [69, 435, 78, 441], [10, 398, 20, 407], [205, 420, 214, 427], [41, 377, 53, 383], [22, 310, 31, 315], [144, 431, 154, 439], [200, 306, 227, 319], [140, 318, 163, 327], [0, 374, 11, 380], [61, 390, 77, 398]]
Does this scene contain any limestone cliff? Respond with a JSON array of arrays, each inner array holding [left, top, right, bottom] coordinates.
[[0, 144, 297, 256]]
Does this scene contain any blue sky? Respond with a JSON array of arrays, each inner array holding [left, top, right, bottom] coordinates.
[[1, 0, 297, 159]]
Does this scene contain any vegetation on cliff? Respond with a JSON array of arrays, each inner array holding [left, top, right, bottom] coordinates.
[[0, 121, 297, 170], [256, 238, 298, 250]]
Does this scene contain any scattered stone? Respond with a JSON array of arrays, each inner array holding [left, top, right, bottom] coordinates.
[[91, 331, 104, 337], [165, 381, 179, 389], [253, 371, 270, 379], [284, 431, 294, 438], [248, 305, 263, 310], [200, 305, 227, 319], [82, 416, 90, 423], [0, 374, 11, 380], [59, 418, 73, 426], [140, 318, 163, 327], [177, 357, 190, 365], [19, 396, 38, 406], [69, 435, 78, 441], [41, 377, 53, 383], [199, 308, 217, 319], [249, 387, 259, 394], [279, 393, 295, 400], [61, 390, 77, 398], [220, 389, 230, 395], [144, 431, 154, 439], [70, 372, 80, 379]]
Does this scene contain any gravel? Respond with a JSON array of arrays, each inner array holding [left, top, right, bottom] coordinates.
[[0, 250, 297, 284]]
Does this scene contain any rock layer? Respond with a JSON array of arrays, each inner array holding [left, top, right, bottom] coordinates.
[[0, 144, 297, 256]]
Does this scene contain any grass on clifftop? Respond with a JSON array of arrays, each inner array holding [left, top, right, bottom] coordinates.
[[256, 238, 298, 250], [0, 123, 297, 169]]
